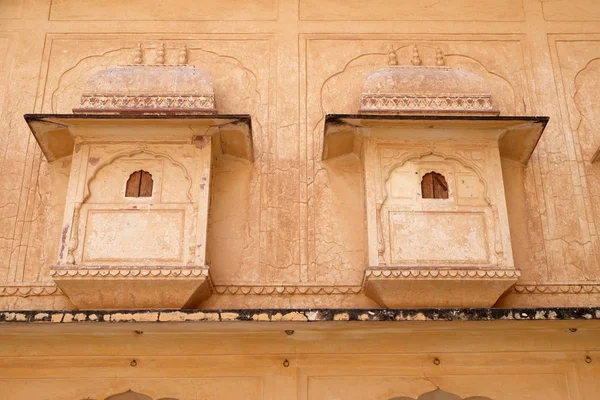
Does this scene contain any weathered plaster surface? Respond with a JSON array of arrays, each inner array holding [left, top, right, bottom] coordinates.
[[0, 0, 599, 310]]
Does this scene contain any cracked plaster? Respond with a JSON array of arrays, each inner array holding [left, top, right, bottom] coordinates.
[[0, 1, 599, 310]]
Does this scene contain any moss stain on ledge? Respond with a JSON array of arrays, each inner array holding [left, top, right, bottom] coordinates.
[[1, 307, 600, 324]]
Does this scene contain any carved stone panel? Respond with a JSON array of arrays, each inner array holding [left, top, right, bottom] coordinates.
[[64, 145, 200, 268], [373, 145, 509, 269]]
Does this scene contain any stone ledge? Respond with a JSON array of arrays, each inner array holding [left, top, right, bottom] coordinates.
[[51, 266, 212, 309], [1, 308, 599, 324], [363, 267, 520, 308]]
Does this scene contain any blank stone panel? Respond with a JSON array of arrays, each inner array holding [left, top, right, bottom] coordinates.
[[299, 0, 524, 21], [542, 0, 600, 21], [82, 209, 186, 263], [49, 0, 278, 21], [0, 0, 23, 19], [387, 211, 490, 265]]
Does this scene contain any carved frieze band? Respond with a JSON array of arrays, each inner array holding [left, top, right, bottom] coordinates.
[[75, 94, 215, 113], [511, 284, 600, 294], [360, 94, 496, 113], [365, 268, 521, 280], [0, 285, 63, 297], [2, 282, 600, 297], [50, 266, 210, 279], [213, 285, 362, 295]]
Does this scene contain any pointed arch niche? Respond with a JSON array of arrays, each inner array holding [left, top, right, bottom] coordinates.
[[322, 45, 548, 308]]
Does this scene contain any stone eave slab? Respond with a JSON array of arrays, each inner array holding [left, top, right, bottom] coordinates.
[[1, 307, 598, 325], [322, 114, 549, 164], [24, 113, 253, 162]]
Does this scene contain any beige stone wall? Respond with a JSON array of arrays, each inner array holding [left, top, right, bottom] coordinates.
[[0, 320, 598, 400], [1, 0, 600, 309]]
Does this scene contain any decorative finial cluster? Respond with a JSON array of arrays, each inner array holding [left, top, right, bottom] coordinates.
[[155, 43, 166, 65], [383, 44, 446, 67], [178, 44, 188, 65], [130, 43, 192, 65], [435, 47, 445, 66], [388, 45, 398, 66], [133, 44, 143, 65], [411, 45, 422, 66]]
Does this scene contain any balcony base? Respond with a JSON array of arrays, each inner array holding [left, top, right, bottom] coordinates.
[[363, 266, 520, 308], [51, 266, 212, 310]]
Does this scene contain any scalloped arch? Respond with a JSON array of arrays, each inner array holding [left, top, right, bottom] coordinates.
[[383, 150, 491, 205], [83, 148, 194, 204]]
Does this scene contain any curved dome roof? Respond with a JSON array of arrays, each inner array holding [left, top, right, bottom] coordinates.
[[360, 65, 498, 116], [74, 65, 216, 114]]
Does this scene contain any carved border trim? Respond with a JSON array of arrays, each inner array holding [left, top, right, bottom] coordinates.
[[50, 266, 210, 279], [74, 94, 215, 112], [2, 282, 600, 297], [0, 285, 63, 297], [365, 268, 521, 280], [213, 285, 362, 295], [511, 284, 600, 294], [360, 93, 497, 113]]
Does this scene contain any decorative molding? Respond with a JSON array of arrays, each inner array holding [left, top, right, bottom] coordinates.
[[0, 285, 63, 297], [75, 94, 215, 113], [50, 266, 210, 279], [213, 285, 362, 295], [365, 267, 521, 280], [360, 93, 496, 114], [512, 283, 600, 294], [2, 282, 600, 298]]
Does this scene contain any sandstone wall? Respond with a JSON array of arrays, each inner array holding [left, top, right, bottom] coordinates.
[[1, 0, 600, 309], [0, 319, 598, 400]]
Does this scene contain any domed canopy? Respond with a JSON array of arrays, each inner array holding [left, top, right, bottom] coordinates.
[[73, 65, 216, 114], [360, 65, 498, 116]]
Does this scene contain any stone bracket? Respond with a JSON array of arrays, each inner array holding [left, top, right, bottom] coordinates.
[[363, 266, 520, 308], [50, 265, 212, 310]]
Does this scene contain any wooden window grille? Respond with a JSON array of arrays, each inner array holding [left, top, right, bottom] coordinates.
[[421, 172, 448, 199], [125, 170, 153, 197]]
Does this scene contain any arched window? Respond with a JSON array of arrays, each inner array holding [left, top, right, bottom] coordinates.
[[125, 170, 153, 197], [421, 171, 448, 199]]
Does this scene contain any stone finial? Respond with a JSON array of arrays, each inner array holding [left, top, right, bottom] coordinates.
[[411, 45, 422, 66], [178, 44, 188, 65], [435, 47, 445, 66], [132, 44, 143, 65], [388, 46, 398, 66], [155, 43, 166, 65]]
